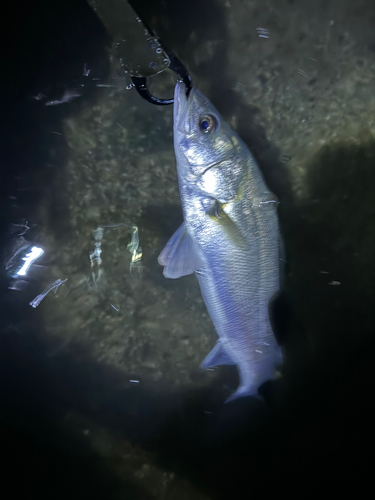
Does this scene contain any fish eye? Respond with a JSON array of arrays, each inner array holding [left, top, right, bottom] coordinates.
[[199, 114, 218, 134]]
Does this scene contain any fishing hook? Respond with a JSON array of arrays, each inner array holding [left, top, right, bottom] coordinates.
[[131, 47, 192, 105]]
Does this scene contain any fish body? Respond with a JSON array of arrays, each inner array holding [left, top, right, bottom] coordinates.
[[159, 82, 282, 401]]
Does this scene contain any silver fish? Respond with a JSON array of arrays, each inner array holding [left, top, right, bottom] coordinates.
[[159, 82, 282, 402]]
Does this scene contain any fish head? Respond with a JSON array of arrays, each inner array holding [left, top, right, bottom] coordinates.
[[173, 82, 241, 181]]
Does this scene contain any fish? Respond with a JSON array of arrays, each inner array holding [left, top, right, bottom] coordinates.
[[158, 82, 282, 402]]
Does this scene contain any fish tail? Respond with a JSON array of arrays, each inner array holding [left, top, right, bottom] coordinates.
[[225, 354, 283, 403]]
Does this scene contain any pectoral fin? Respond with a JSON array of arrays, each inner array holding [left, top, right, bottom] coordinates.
[[207, 201, 248, 249], [158, 223, 202, 279]]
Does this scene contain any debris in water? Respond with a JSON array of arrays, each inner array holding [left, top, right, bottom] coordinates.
[[88, 224, 143, 288], [256, 27, 269, 38], [45, 89, 82, 106], [83, 63, 90, 77], [127, 225, 143, 276], [89, 226, 104, 287], [30, 278, 68, 308]]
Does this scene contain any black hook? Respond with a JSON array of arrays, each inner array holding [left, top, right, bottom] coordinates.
[[131, 49, 192, 105]]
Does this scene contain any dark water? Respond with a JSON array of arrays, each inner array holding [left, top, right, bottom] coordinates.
[[0, 1, 374, 498]]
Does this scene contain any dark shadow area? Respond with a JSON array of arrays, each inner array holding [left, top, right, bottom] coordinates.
[[0, 0, 110, 255], [0, 282, 373, 499], [0, 4, 134, 495], [0, 420, 153, 500], [0, 308, 159, 499], [0, 0, 110, 116], [283, 139, 375, 371]]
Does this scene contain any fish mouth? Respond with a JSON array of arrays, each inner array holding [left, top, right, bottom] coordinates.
[[174, 82, 199, 135], [174, 81, 198, 119], [173, 81, 188, 121]]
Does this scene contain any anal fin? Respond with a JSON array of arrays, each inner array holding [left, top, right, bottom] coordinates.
[[200, 341, 236, 369]]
